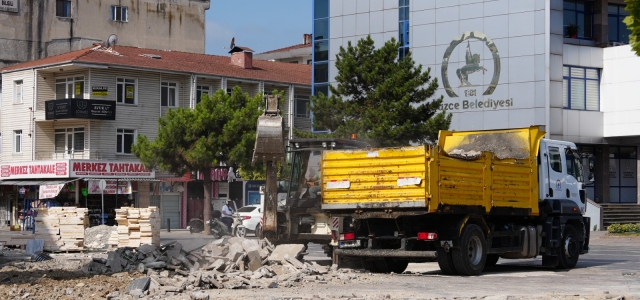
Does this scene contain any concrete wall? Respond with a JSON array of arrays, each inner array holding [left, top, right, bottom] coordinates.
[[602, 45, 640, 138], [0, 0, 210, 68]]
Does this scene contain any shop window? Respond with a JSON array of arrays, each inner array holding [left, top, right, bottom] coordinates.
[[111, 6, 128, 22], [116, 129, 135, 154], [608, 4, 631, 44], [161, 82, 178, 107], [116, 78, 137, 104], [295, 95, 310, 118], [563, 66, 599, 111], [55, 127, 85, 154], [13, 130, 22, 153], [56, 76, 85, 99], [13, 80, 23, 104], [196, 85, 210, 105], [563, 0, 593, 39], [56, 0, 71, 18]]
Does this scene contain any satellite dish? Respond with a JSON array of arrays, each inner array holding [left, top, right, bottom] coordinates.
[[229, 37, 235, 50], [106, 34, 118, 49]]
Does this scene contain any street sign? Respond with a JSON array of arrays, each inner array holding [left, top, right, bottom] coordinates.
[[98, 179, 107, 191]]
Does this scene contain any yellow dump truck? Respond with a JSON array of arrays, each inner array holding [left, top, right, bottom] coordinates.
[[322, 126, 590, 275]]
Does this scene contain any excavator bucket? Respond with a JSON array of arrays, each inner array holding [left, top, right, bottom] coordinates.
[[252, 94, 284, 239], [252, 95, 285, 165]]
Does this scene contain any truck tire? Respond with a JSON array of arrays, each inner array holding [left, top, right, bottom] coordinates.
[[436, 248, 457, 275], [485, 254, 499, 268], [557, 224, 580, 269], [386, 259, 409, 274], [452, 224, 487, 276]]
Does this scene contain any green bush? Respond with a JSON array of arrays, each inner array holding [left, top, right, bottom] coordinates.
[[607, 223, 640, 234]]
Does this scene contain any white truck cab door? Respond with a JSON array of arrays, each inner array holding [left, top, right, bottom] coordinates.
[[544, 143, 566, 200], [541, 141, 585, 212], [563, 146, 586, 212]]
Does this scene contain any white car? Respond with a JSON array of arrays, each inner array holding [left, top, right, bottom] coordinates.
[[236, 205, 261, 233]]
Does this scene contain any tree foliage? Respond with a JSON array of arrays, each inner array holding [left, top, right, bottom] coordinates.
[[308, 36, 451, 147], [132, 86, 262, 233], [624, 0, 640, 56]]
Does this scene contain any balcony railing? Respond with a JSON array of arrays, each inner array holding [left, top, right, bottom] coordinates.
[[35, 150, 103, 160]]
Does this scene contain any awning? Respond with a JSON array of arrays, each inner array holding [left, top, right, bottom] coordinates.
[[0, 179, 78, 186], [81, 178, 160, 182]]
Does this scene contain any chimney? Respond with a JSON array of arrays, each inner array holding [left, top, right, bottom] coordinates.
[[303, 33, 312, 45], [231, 50, 253, 69]]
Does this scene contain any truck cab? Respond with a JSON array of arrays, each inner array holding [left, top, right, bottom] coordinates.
[[539, 139, 586, 213]]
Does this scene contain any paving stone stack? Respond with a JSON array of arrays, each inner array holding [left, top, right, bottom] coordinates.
[[111, 207, 160, 248], [34, 207, 89, 251], [87, 236, 348, 295]]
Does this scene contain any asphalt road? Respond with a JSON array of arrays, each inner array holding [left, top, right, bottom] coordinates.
[[159, 230, 640, 298]]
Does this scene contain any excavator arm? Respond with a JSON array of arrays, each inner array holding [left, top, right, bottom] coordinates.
[[252, 95, 285, 239]]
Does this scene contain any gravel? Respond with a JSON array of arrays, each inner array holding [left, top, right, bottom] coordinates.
[[84, 225, 116, 249]]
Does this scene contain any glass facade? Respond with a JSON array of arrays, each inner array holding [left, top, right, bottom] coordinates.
[[312, 0, 330, 132], [563, 0, 593, 39], [610, 146, 638, 203], [398, 0, 410, 60], [608, 4, 631, 44]]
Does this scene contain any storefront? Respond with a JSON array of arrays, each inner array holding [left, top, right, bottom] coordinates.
[[0, 159, 156, 228]]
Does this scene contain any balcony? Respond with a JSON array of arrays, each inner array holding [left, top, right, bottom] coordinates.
[[35, 150, 104, 160]]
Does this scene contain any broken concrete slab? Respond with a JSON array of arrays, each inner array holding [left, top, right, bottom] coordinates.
[[180, 239, 211, 254], [246, 250, 262, 272], [136, 244, 157, 255], [311, 262, 329, 274], [267, 244, 305, 263], [284, 254, 306, 269], [190, 291, 209, 300], [165, 242, 183, 260], [227, 237, 246, 246], [241, 239, 260, 252], [226, 243, 244, 262], [126, 277, 151, 293]]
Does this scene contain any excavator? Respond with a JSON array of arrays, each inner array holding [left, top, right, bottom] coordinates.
[[252, 95, 367, 254]]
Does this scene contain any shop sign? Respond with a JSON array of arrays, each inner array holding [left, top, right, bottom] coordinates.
[[91, 86, 108, 97], [39, 184, 65, 199], [0, 161, 69, 179], [0, 0, 18, 12], [70, 160, 155, 178], [45, 98, 116, 120], [88, 180, 132, 194]]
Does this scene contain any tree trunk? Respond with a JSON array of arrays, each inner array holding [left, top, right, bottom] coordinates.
[[202, 168, 212, 235]]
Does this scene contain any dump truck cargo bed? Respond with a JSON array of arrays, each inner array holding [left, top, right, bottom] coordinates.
[[321, 126, 545, 216]]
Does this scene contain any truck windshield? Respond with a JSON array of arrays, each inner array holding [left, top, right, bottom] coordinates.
[[565, 148, 584, 183]]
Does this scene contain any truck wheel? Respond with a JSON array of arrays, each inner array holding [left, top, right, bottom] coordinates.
[[485, 254, 499, 268], [452, 224, 487, 276], [557, 224, 580, 269], [436, 248, 457, 275], [386, 259, 408, 274]]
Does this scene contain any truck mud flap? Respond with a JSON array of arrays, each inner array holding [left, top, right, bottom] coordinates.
[[335, 248, 437, 258]]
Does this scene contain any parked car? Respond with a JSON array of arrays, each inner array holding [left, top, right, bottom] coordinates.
[[236, 205, 261, 233]]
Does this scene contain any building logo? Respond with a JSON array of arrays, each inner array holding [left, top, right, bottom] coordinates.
[[77, 100, 88, 110], [441, 31, 501, 98]]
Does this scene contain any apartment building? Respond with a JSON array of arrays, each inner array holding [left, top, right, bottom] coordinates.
[[311, 0, 640, 207], [255, 34, 313, 64], [0, 0, 210, 68], [0, 44, 311, 228]]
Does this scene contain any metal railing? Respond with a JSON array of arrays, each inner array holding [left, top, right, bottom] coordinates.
[[35, 150, 103, 160]]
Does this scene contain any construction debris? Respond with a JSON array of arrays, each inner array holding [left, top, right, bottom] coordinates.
[[90, 237, 349, 294], [84, 225, 117, 249]]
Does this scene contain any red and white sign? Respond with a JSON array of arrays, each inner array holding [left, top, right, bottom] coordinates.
[[0, 161, 69, 179], [326, 179, 350, 189], [88, 180, 132, 194], [70, 160, 154, 178], [39, 184, 65, 199]]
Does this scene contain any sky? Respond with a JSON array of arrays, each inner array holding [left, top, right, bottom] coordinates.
[[205, 1, 312, 56]]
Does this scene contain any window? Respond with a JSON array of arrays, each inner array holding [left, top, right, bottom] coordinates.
[[56, 0, 71, 18], [313, 0, 330, 133], [111, 6, 128, 22], [117, 78, 136, 104], [608, 4, 631, 44], [116, 129, 135, 154], [161, 82, 178, 107], [56, 77, 84, 99], [563, 66, 599, 111], [563, 0, 593, 39], [196, 85, 210, 105], [399, 0, 410, 60], [565, 148, 584, 182], [13, 130, 22, 153], [295, 95, 310, 118], [549, 147, 562, 173], [55, 127, 84, 154], [609, 146, 637, 203], [13, 80, 23, 104]]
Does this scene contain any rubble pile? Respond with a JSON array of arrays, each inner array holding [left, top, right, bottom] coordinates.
[[84, 225, 117, 249], [88, 237, 357, 296]]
